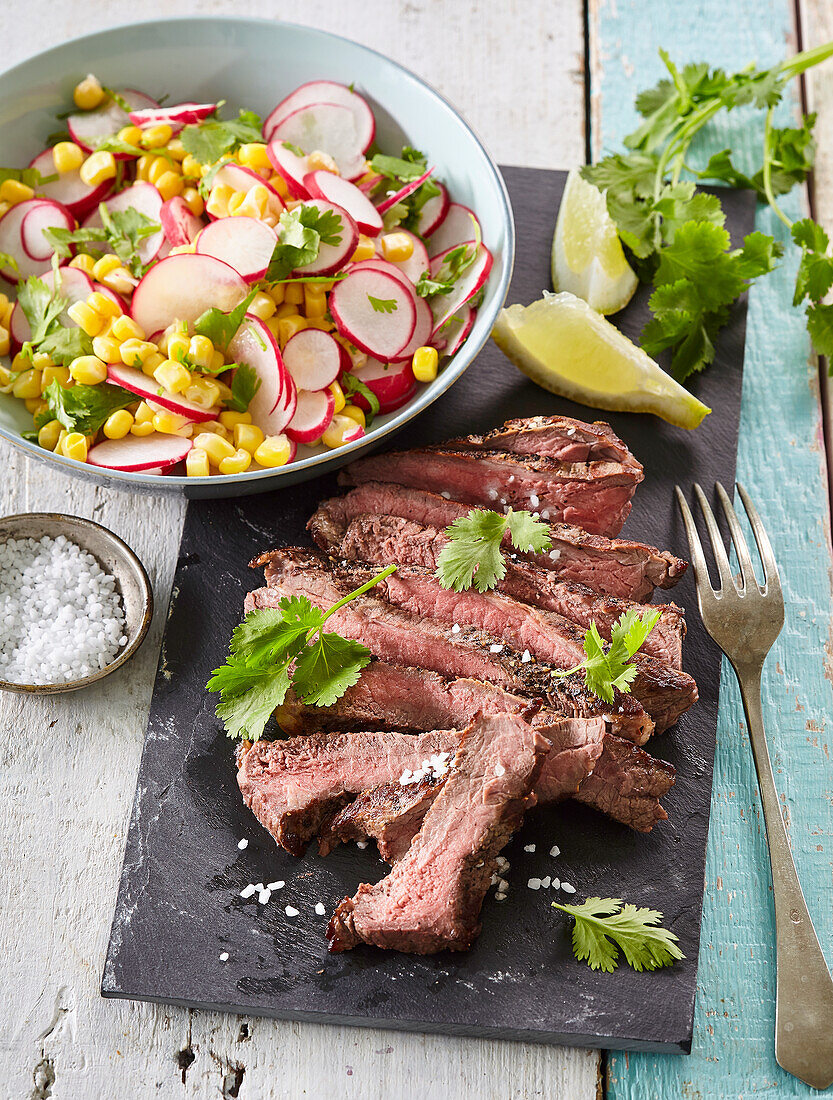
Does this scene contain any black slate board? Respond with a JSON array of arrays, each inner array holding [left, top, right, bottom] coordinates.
[[102, 168, 756, 1053]]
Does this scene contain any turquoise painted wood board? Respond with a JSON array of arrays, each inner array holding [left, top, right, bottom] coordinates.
[[590, 0, 833, 1096]]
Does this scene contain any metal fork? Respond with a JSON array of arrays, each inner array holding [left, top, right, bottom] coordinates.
[[676, 481, 833, 1090]]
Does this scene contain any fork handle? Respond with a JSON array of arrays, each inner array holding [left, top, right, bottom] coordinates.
[[737, 664, 833, 1090]]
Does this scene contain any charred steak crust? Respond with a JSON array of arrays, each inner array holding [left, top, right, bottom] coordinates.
[[444, 414, 642, 467]]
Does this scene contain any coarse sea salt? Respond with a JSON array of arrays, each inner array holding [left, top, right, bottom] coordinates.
[[0, 534, 126, 685]]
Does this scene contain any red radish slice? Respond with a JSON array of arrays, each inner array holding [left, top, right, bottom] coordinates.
[[209, 163, 285, 220], [88, 432, 192, 472], [131, 253, 248, 336], [282, 329, 341, 390], [129, 102, 216, 130], [83, 183, 164, 266], [348, 256, 410, 282], [28, 148, 114, 219], [330, 268, 416, 360], [0, 200, 68, 282], [292, 199, 358, 276], [436, 305, 476, 357], [285, 387, 336, 444], [67, 89, 159, 154], [429, 243, 493, 331], [357, 172, 383, 196], [159, 197, 203, 247], [9, 265, 95, 351], [266, 141, 311, 199], [384, 229, 430, 286], [227, 315, 297, 435], [270, 103, 365, 181], [21, 200, 74, 261], [264, 81, 375, 152], [350, 357, 417, 413], [93, 282, 127, 311], [391, 295, 433, 362], [107, 363, 219, 422], [303, 170, 382, 236], [427, 203, 481, 257], [196, 216, 277, 283], [375, 167, 435, 216], [415, 181, 449, 238]]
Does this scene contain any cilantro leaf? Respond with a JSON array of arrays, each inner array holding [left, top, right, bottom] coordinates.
[[553, 896, 685, 973], [435, 508, 552, 593], [41, 380, 134, 435], [17, 275, 67, 344], [807, 303, 833, 359], [192, 288, 257, 349], [293, 632, 372, 706], [180, 108, 263, 165], [415, 271, 452, 298], [341, 372, 380, 427], [44, 203, 160, 277], [37, 326, 94, 367], [210, 660, 292, 743], [553, 608, 660, 703], [230, 600, 320, 665], [0, 166, 58, 189], [226, 363, 261, 413], [368, 295, 397, 314], [265, 205, 343, 281], [369, 152, 428, 182]]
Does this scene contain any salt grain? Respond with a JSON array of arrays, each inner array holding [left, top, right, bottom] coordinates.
[[524, 844, 536, 853], [561, 881, 576, 894], [237, 838, 248, 850], [219, 951, 229, 962], [315, 902, 326, 916], [267, 881, 284, 891], [527, 878, 541, 891], [239, 884, 256, 899], [356, 840, 368, 849], [529, 493, 540, 508], [521, 649, 532, 663], [489, 643, 503, 653], [550, 844, 560, 858], [285, 905, 299, 917], [540, 876, 551, 889], [494, 763, 505, 776], [258, 888, 271, 904], [451, 623, 461, 634]]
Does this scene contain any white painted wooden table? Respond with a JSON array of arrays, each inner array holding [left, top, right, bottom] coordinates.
[[0, 3, 600, 1097]]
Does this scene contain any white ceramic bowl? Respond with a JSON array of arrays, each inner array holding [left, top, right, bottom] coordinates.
[[0, 17, 514, 498]]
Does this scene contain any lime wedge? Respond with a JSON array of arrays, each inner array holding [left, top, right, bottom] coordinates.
[[491, 292, 711, 430], [552, 168, 638, 315]]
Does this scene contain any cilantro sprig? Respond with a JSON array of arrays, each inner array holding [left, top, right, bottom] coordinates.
[[553, 896, 684, 973], [207, 564, 396, 741], [43, 202, 160, 277], [192, 288, 257, 350], [553, 608, 661, 704], [341, 373, 380, 427], [435, 508, 552, 593], [39, 379, 135, 435], [265, 205, 344, 281], [180, 107, 263, 165], [15, 268, 94, 367]]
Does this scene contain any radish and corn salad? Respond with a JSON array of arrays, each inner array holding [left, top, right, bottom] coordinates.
[[0, 76, 492, 476]]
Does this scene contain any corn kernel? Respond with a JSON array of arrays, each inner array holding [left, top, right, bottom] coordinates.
[[0, 201, 8, 220], [254, 434, 292, 468], [73, 74, 105, 110], [303, 285, 328, 319], [188, 335, 215, 370], [268, 173, 289, 198], [0, 326, 8, 358], [38, 419, 62, 450], [0, 178, 34, 205], [103, 409, 134, 439], [153, 359, 191, 394], [63, 432, 88, 462], [307, 150, 339, 174], [134, 401, 155, 425], [80, 150, 116, 188], [285, 282, 304, 306], [153, 410, 193, 436], [87, 290, 121, 319], [142, 351, 166, 377], [342, 403, 366, 428], [192, 431, 235, 465], [206, 183, 234, 219], [219, 448, 252, 474], [165, 137, 186, 161], [141, 123, 174, 149], [12, 369, 43, 399], [24, 397, 45, 414], [119, 339, 157, 368], [351, 234, 377, 262], [147, 156, 169, 186], [267, 283, 286, 306], [0, 365, 12, 392], [69, 253, 96, 275], [0, 301, 12, 329], [264, 317, 281, 340], [186, 447, 210, 477], [322, 414, 361, 449], [329, 380, 346, 414], [212, 379, 233, 403], [69, 355, 108, 385], [248, 291, 276, 321], [52, 141, 84, 174], [130, 419, 155, 437], [12, 351, 31, 373], [305, 318, 334, 333], [155, 170, 184, 201], [117, 124, 143, 146], [184, 377, 221, 410], [182, 187, 204, 217], [234, 423, 264, 454], [238, 142, 272, 171], [90, 334, 119, 365], [65, 301, 101, 337], [226, 190, 247, 216], [209, 349, 225, 374], [165, 331, 190, 363], [412, 345, 439, 382], [219, 410, 252, 430], [135, 154, 153, 182], [199, 419, 231, 440], [111, 315, 146, 342], [278, 316, 308, 347], [40, 365, 70, 390], [181, 154, 204, 180], [91, 254, 121, 281], [380, 232, 415, 263], [274, 302, 299, 320], [99, 266, 135, 296], [31, 352, 53, 372]]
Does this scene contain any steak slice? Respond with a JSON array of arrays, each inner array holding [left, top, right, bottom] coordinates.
[[320, 774, 445, 862], [308, 484, 687, 600], [574, 735, 676, 832], [308, 511, 686, 667], [339, 448, 642, 536], [326, 714, 550, 954], [446, 414, 639, 466]]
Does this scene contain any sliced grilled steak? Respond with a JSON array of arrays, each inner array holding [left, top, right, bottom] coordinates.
[[308, 511, 686, 667], [320, 774, 445, 861], [574, 735, 676, 832], [339, 449, 642, 536], [327, 714, 550, 954], [446, 415, 639, 466], [308, 484, 687, 600], [250, 550, 654, 744]]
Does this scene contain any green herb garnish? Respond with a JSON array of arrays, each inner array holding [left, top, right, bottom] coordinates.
[[554, 896, 684, 973], [192, 288, 258, 350], [226, 364, 261, 413], [553, 609, 661, 704], [40, 379, 135, 435], [180, 108, 263, 165], [265, 205, 343, 281], [367, 295, 397, 314], [435, 508, 552, 593], [43, 202, 160, 277], [341, 373, 380, 427]]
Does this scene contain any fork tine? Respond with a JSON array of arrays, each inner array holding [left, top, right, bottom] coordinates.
[[736, 482, 782, 594], [692, 483, 734, 591], [715, 481, 759, 592], [674, 485, 717, 595]]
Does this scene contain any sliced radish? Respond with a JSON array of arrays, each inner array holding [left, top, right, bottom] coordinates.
[[159, 197, 203, 247], [330, 268, 416, 360], [209, 163, 285, 220], [83, 183, 164, 267], [88, 432, 192, 472], [9, 266, 94, 351], [348, 256, 411, 282], [428, 243, 493, 331], [285, 387, 336, 444], [427, 203, 481, 258], [0, 200, 68, 282], [196, 216, 276, 283], [227, 315, 297, 435], [93, 282, 127, 311], [292, 199, 358, 276], [282, 329, 341, 391], [67, 89, 159, 154], [107, 363, 219, 421], [264, 81, 375, 152], [375, 167, 435, 216], [415, 181, 449, 238], [270, 103, 365, 181], [29, 148, 113, 219], [357, 172, 383, 196], [21, 201, 74, 261], [266, 141, 311, 199], [391, 295, 433, 362], [129, 102, 216, 131], [350, 358, 417, 413], [436, 305, 476, 358], [303, 171, 382, 236], [130, 253, 248, 337], [383, 229, 429, 286]]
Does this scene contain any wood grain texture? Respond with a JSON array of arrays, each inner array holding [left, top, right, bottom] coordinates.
[[588, 1, 833, 1097], [0, 3, 598, 1098]]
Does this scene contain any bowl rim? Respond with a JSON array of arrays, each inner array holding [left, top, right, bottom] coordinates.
[[0, 511, 153, 694], [0, 14, 516, 493]]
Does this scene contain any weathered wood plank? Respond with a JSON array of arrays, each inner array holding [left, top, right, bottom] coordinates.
[[0, 3, 598, 1098], [589, 1, 833, 1097]]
